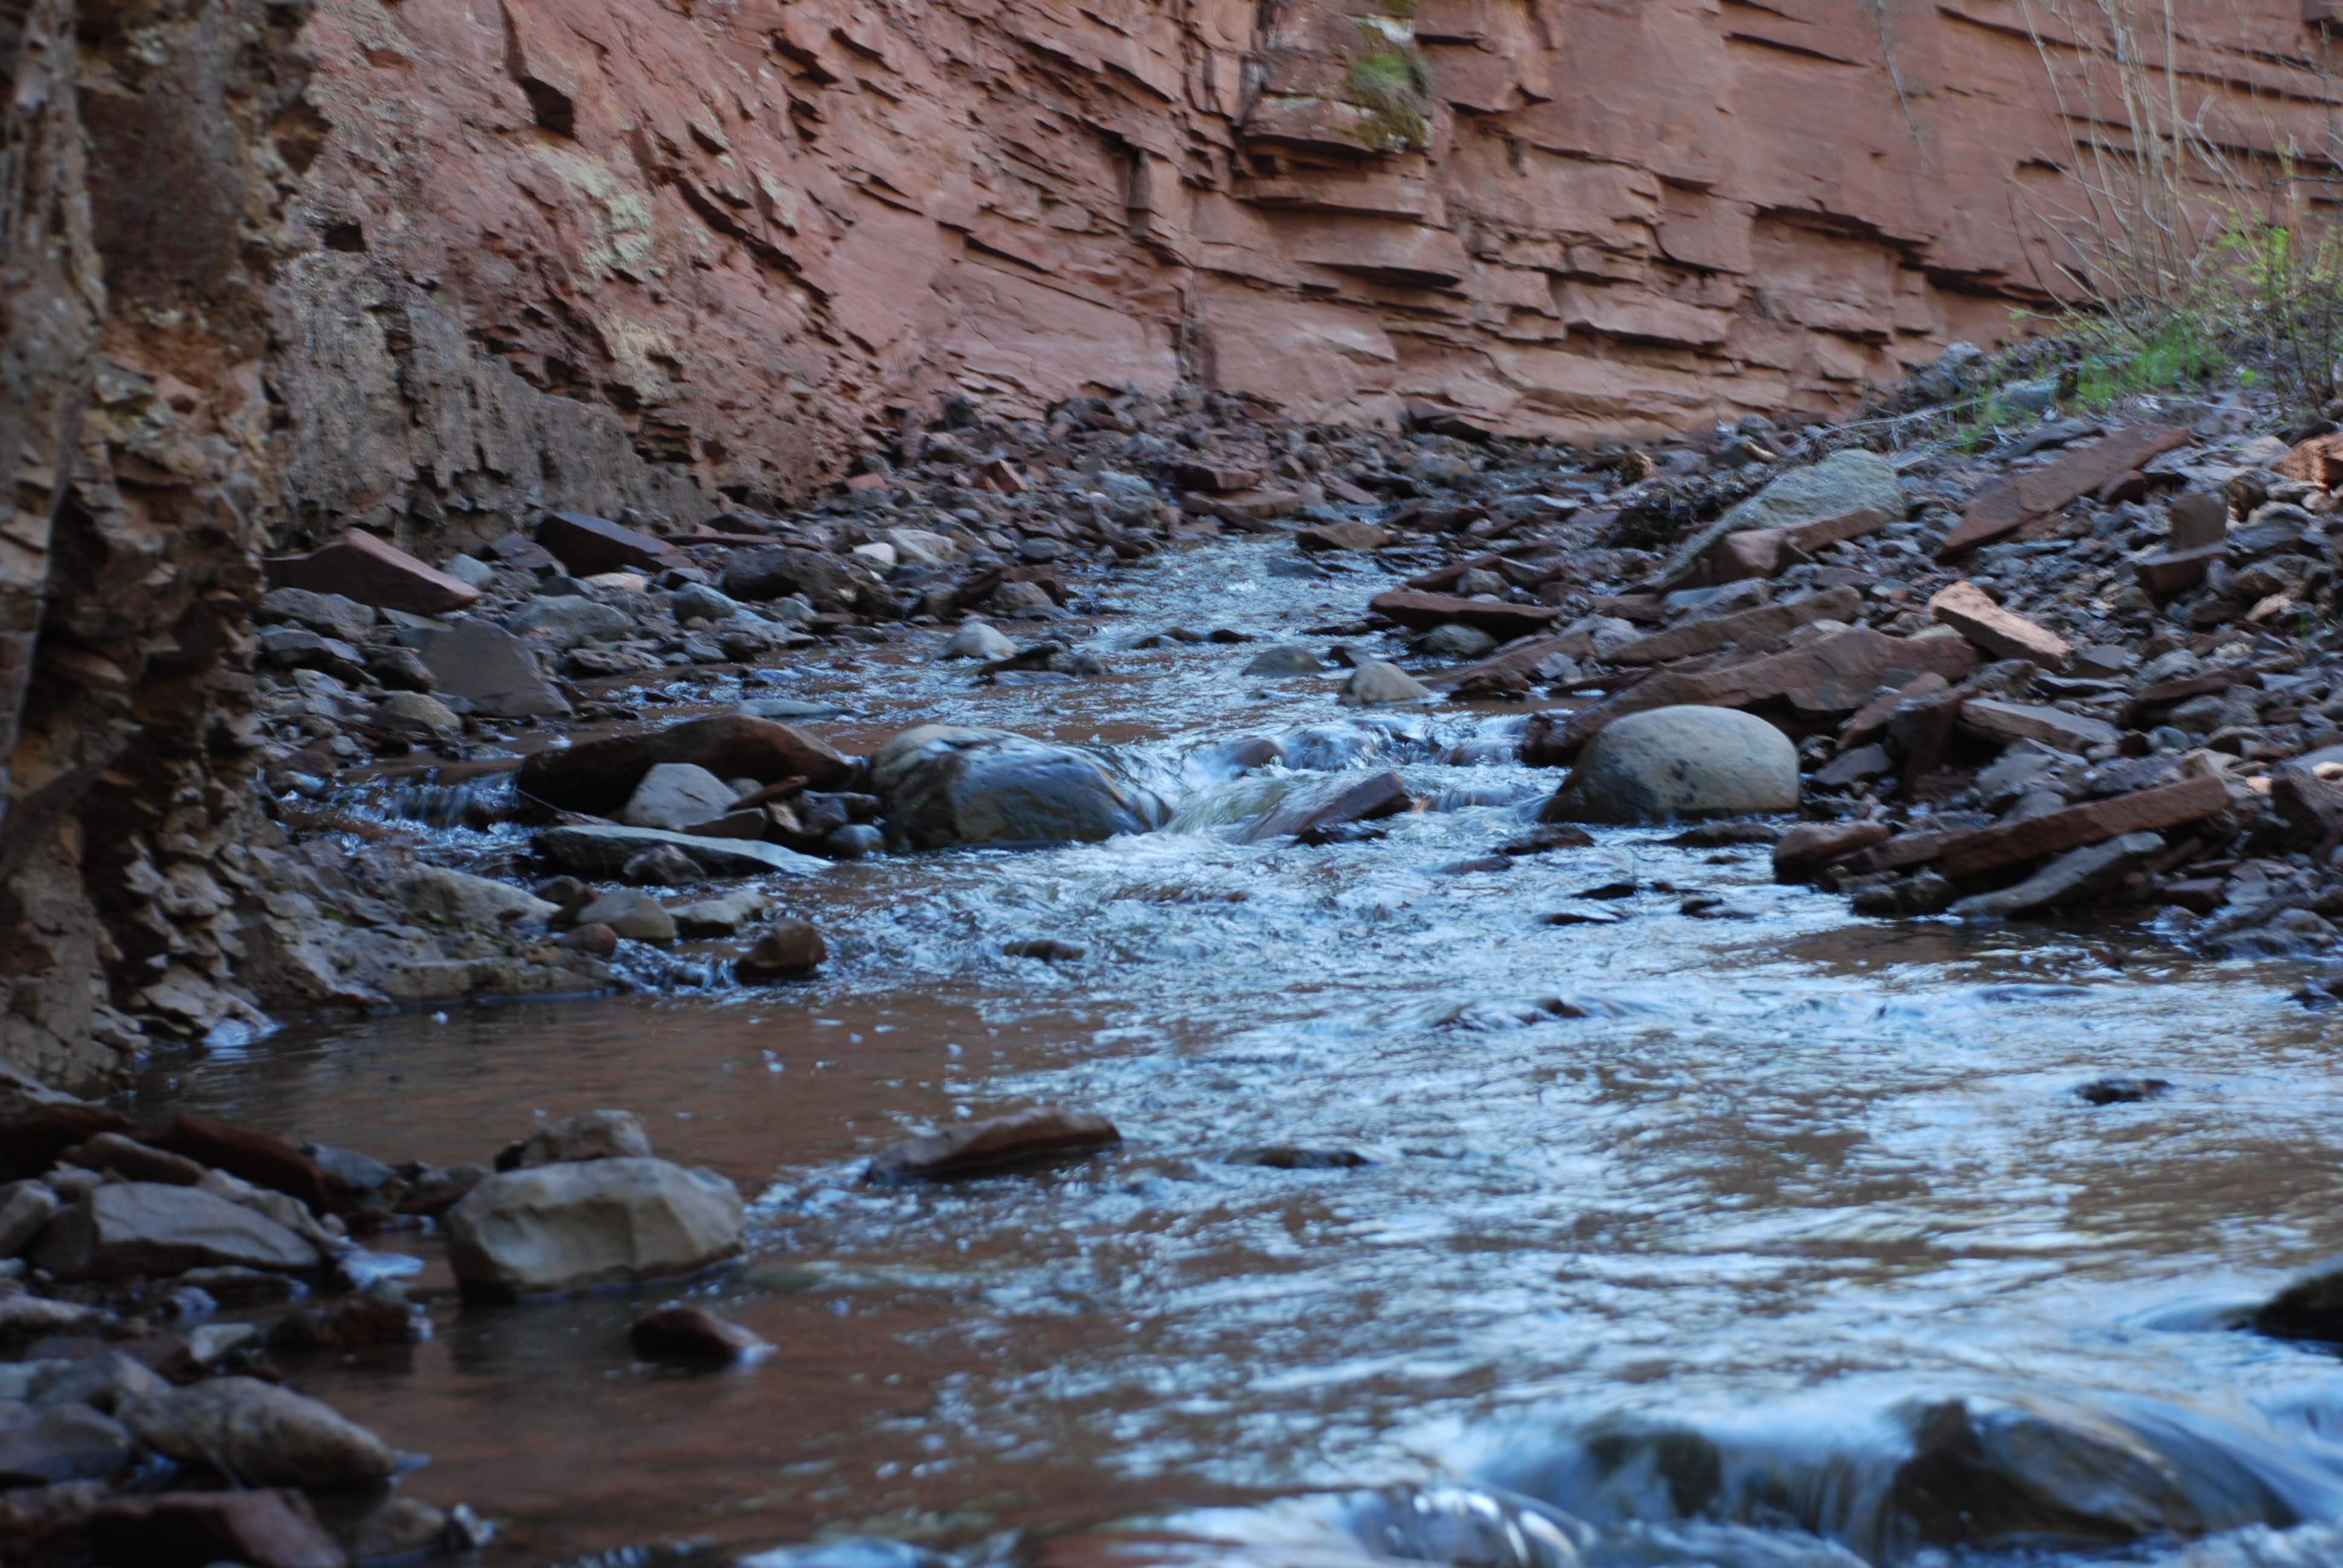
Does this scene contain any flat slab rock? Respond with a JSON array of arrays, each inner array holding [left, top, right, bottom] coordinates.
[[33, 1181, 321, 1280], [865, 1107, 1122, 1183], [1939, 425, 2191, 555], [536, 824, 826, 879], [1366, 590, 1558, 637], [1238, 771, 1412, 843]]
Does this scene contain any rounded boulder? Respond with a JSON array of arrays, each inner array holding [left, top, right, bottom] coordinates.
[[1543, 706, 1798, 825]]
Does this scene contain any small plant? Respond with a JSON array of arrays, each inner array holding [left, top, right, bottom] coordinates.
[[1342, 28, 1432, 152]]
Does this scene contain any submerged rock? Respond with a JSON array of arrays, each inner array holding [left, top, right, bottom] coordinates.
[[1543, 706, 1799, 824], [864, 1107, 1121, 1183], [736, 919, 827, 982], [1340, 661, 1432, 706], [444, 1157, 746, 1298], [870, 725, 1156, 849], [630, 1304, 768, 1366]]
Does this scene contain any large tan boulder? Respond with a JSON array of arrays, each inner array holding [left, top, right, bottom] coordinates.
[[444, 1157, 744, 1299]]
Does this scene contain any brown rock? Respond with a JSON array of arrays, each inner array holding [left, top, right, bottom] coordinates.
[[629, 1304, 767, 1365], [1367, 590, 1559, 638], [1296, 521, 1389, 552], [537, 511, 681, 577], [1236, 771, 1412, 843], [0, 1105, 136, 1181], [1772, 820, 1893, 882], [89, 1490, 345, 1568], [1841, 672, 1950, 747], [2167, 492, 2229, 550], [1673, 507, 1889, 587], [517, 714, 857, 814], [2133, 543, 2224, 595], [736, 919, 826, 982], [1937, 777, 2231, 880], [864, 1107, 1121, 1183], [1608, 585, 1861, 665], [1939, 426, 2191, 555], [1956, 698, 2120, 753], [143, 1116, 331, 1215], [1170, 460, 1263, 493], [557, 922, 620, 957], [263, 531, 481, 617], [2276, 431, 2343, 486], [1927, 580, 2072, 667]]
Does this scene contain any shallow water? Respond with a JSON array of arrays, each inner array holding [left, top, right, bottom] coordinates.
[[143, 541, 2343, 1567]]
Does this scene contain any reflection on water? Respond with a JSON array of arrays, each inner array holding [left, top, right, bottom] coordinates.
[[140, 543, 2343, 1566]]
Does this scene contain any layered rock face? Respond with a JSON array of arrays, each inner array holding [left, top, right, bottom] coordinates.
[[277, 0, 2340, 518]]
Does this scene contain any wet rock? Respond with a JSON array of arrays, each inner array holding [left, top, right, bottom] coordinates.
[[1341, 662, 1431, 706], [871, 725, 1154, 849], [622, 844, 707, 886], [1949, 832, 2164, 918], [0, 1402, 132, 1486], [559, 922, 620, 956], [57, 1132, 203, 1186], [88, 1489, 346, 1568], [1496, 824, 1596, 855], [629, 1304, 768, 1365], [864, 1107, 1121, 1183], [346, 1497, 488, 1563], [1244, 645, 1326, 677], [942, 620, 1018, 659], [572, 892, 677, 943], [621, 763, 741, 831], [538, 824, 827, 880], [1544, 707, 1799, 825], [1238, 771, 1413, 844], [497, 1109, 655, 1171], [1852, 867, 1953, 918], [1227, 1145, 1376, 1169], [1773, 821, 1892, 883], [668, 889, 770, 937], [824, 822, 884, 858], [444, 1157, 746, 1299], [146, 1115, 335, 1214], [264, 529, 480, 617], [2078, 1076, 2171, 1106], [721, 545, 872, 608], [0, 1293, 109, 1343], [1935, 777, 2229, 880], [1421, 623, 1498, 661], [390, 1163, 488, 1219], [120, 1377, 399, 1489], [736, 919, 827, 982], [403, 620, 571, 719], [508, 593, 632, 648], [33, 1183, 321, 1280], [264, 1281, 426, 1351], [1368, 590, 1557, 639], [374, 690, 460, 739], [402, 866, 558, 929], [519, 714, 859, 814]]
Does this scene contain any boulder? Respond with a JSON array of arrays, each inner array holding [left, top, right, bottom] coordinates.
[[517, 714, 858, 814], [1663, 449, 1907, 581], [402, 867, 558, 929], [870, 725, 1156, 849], [401, 621, 570, 719], [1948, 832, 2164, 918], [444, 1157, 746, 1299], [572, 891, 677, 942], [0, 1181, 58, 1256], [33, 1183, 321, 1279], [942, 621, 1017, 660], [0, 1402, 133, 1486], [736, 919, 827, 981], [119, 1378, 398, 1490], [507, 594, 632, 648], [538, 511, 678, 576], [496, 1109, 654, 1171], [1242, 645, 1326, 676], [629, 1305, 768, 1365], [1237, 771, 1413, 843], [375, 691, 460, 737], [721, 545, 872, 608], [1542, 706, 1798, 824], [1341, 662, 1432, 705], [145, 1114, 333, 1212], [667, 888, 770, 936], [865, 1107, 1121, 1183], [264, 530, 480, 617], [256, 587, 376, 645], [88, 1490, 347, 1568], [1420, 623, 1497, 661], [620, 763, 739, 831], [670, 582, 754, 623], [536, 825, 827, 880]]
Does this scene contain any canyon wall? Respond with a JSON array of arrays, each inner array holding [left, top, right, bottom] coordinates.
[[5, 0, 2342, 1089]]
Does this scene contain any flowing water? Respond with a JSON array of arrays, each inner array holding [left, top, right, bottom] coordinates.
[[137, 541, 2343, 1568]]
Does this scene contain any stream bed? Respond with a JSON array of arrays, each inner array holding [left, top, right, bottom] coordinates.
[[136, 540, 2343, 1568]]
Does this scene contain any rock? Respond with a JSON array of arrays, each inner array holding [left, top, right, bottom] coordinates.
[[1420, 623, 1497, 660], [1608, 585, 1863, 666], [0, 1183, 58, 1257], [1773, 820, 1892, 882], [497, 1109, 655, 1172], [1237, 771, 1413, 843], [864, 1107, 1121, 1183], [824, 823, 884, 858], [264, 529, 482, 617], [402, 619, 571, 719], [265, 1281, 425, 1351], [572, 891, 677, 942], [667, 889, 770, 936], [941, 620, 1017, 659], [2252, 1258, 2343, 1342], [1366, 590, 1558, 638], [537, 824, 827, 880], [2132, 542, 2224, 595], [402, 866, 558, 929], [885, 528, 962, 567], [88, 1490, 347, 1568], [1340, 662, 1431, 705], [375, 690, 461, 737], [442, 552, 497, 589], [1948, 832, 2164, 917], [1935, 777, 2230, 879], [0, 1293, 108, 1341], [58, 1132, 203, 1186], [1543, 707, 1799, 824], [1927, 580, 2073, 667], [2168, 492, 2229, 549], [508, 593, 633, 648], [1243, 645, 1325, 676], [1227, 1145, 1376, 1169], [0, 1402, 133, 1486], [518, 714, 859, 814], [33, 1183, 321, 1279], [621, 763, 741, 831], [121, 1377, 398, 1489], [145, 1115, 335, 1213], [1003, 937, 1085, 961], [2078, 1076, 2171, 1105], [629, 1304, 768, 1365], [257, 587, 376, 645], [539, 511, 678, 576], [559, 922, 620, 956], [870, 725, 1155, 849], [1663, 449, 1906, 580], [444, 1157, 746, 1299], [670, 582, 753, 622], [721, 545, 871, 608], [736, 919, 826, 981], [1296, 521, 1389, 551], [621, 845, 706, 886], [1940, 425, 2192, 555], [1957, 699, 2120, 754]]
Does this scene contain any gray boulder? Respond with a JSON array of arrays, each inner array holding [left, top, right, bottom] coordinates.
[[942, 621, 1017, 660], [33, 1183, 321, 1279], [871, 725, 1158, 849], [402, 867, 558, 929], [1420, 624, 1497, 661], [0, 1401, 133, 1485], [535, 824, 826, 880], [1544, 706, 1798, 823], [572, 891, 677, 942], [120, 1377, 398, 1489], [507, 593, 633, 648], [1341, 662, 1431, 705], [670, 583, 755, 623], [444, 1157, 746, 1299], [0, 1181, 58, 1258], [1665, 449, 1907, 581], [1244, 645, 1326, 676], [401, 620, 570, 719], [620, 762, 739, 831]]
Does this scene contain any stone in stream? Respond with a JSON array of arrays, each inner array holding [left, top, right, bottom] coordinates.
[[863, 1107, 1121, 1183], [518, 714, 859, 814], [537, 824, 827, 880], [497, 1109, 655, 1171], [1340, 661, 1431, 706], [88, 1489, 347, 1568], [401, 866, 559, 929], [620, 763, 740, 831], [736, 919, 827, 982], [622, 844, 706, 886], [560, 921, 620, 956], [1242, 645, 1325, 676], [444, 1158, 746, 1299], [668, 888, 770, 936], [2077, 1076, 2171, 1106], [1947, 832, 2164, 918], [1541, 707, 1799, 825], [1227, 1145, 1377, 1170], [1772, 821, 1892, 883], [0, 1402, 133, 1486], [1420, 623, 1498, 661], [629, 1304, 768, 1366], [146, 1114, 337, 1212], [1237, 771, 1412, 844], [941, 620, 1017, 660], [870, 725, 1155, 849], [120, 1377, 400, 1490], [33, 1183, 322, 1279]]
